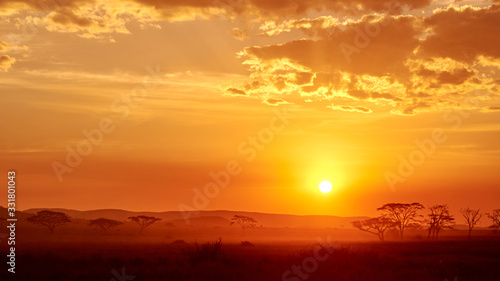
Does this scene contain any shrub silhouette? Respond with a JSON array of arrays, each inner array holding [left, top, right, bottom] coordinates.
[[185, 238, 223, 265]]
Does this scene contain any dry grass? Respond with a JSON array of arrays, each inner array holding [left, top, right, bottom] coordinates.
[[3, 240, 500, 281]]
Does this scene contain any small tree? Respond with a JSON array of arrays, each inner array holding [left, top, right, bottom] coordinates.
[[460, 208, 483, 240], [377, 203, 424, 239], [89, 218, 123, 234], [352, 216, 396, 241], [128, 216, 162, 235], [27, 210, 71, 234], [230, 215, 257, 235], [486, 209, 500, 230], [426, 205, 455, 240]]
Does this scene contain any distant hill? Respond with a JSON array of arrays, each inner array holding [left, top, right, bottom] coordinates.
[[23, 208, 370, 229], [0, 206, 35, 221]]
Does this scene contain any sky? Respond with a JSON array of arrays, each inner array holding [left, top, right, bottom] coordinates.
[[1, 0, 500, 219]]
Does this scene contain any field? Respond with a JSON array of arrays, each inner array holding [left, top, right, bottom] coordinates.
[[3, 237, 500, 281], [2, 209, 500, 281]]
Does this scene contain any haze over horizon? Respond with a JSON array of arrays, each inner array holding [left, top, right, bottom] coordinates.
[[1, 0, 500, 218]]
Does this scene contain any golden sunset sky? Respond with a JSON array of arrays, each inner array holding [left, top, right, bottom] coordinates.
[[1, 0, 499, 218]]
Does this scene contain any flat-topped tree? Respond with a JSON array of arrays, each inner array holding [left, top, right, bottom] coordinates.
[[377, 203, 424, 239], [352, 216, 396, 241], [89, 218, 123, 234], [27, 210, 71, 234], [460, 208, 483, 240], [427, 204, 455, 240], [128, 215, 162, 235], [230, 215, 258, 235]]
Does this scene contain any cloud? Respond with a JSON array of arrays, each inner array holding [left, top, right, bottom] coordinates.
[[0, 0, 94, 15], [258, 16, 341, 37], [49, 7, 94, 27], [421, 5, 500, 63], [224, 5, 500, 114], [264, 98, 291, 106], [1, 0, 156, 39], [392, 101, 432, 115], [1, 0, 497, 116], [224, 87, 247, 96], [132, 0, 432, 20], [243, 81, 264, 91], [327, 104, 372, 113], [243, 15, 420, 77], [0, 55, 16, 71], [231, 15, 420, 108], [0, 41, 10, 52], [0, 0, 434, 39], [480, 106, 500, 113]]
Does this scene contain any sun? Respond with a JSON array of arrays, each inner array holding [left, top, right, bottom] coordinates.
[[319, 181, 333, 194]]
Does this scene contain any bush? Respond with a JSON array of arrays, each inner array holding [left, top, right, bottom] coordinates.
[[240, 241, 254, 247], [185, 238, 223, 265]]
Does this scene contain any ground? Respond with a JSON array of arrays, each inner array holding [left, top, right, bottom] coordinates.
[[3, 238, 500, 281]]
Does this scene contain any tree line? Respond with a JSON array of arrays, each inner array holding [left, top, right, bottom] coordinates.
[[24, 210, 163, 235], [22, 210, 260, 235], [9, 206, 500, 238], [352, 203, 500, 241]]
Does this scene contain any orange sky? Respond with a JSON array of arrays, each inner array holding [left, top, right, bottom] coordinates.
[[1, 0, 500, 219]]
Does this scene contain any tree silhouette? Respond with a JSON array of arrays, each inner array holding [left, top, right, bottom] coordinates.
[[377, 203, 424, 239], [352, 216, 396, 241], [460, 208, 483, 240], [128, 216, 162, 234], [230, 215, 257, 235], [27, 210, 71, 234], [0, 217, 6, 229], [486, 209, 500, 230], [89, 218, 123, 234], [426, 205, 455, 240]]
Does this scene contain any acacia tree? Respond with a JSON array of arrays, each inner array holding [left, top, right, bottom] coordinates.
[[352, 216, 396, 241], [377, 203, 424, 240], [460, 208, 483, 240], [229, 215, 258, 235], [128, 216, 162, 235], [426, 205, 455, 240], [27, 210, 71, 234], [487, 209, 500, 230], [89, 218, 123, 234]]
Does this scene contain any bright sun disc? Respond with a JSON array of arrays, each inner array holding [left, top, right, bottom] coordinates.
[[319, 181, 332, 193]]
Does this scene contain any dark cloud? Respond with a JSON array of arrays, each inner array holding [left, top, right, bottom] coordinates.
[[243, 81, 264, 91], [50, 7, 94, 27], [480, 106, 500, 112], [437, 68, 474, 85], [243, 15, 420, 77], [421, 5, 500, 63], [224, 87, 247, 96], [132, 0, 432, 19]]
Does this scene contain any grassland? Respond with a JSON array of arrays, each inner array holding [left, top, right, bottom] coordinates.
[[2, 238, 500, 281]]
